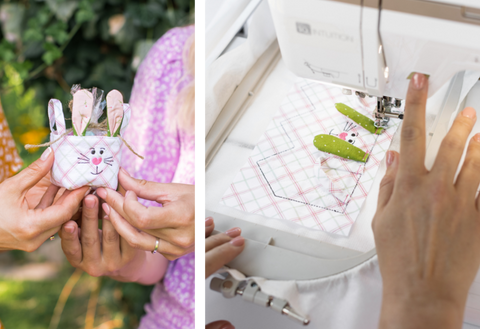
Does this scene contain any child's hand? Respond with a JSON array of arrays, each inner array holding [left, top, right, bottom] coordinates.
[[59, 194, 168, 284]]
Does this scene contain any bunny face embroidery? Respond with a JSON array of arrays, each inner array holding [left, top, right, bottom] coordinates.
[[329, 122, 359, 145], [78, 147, 114, 175]]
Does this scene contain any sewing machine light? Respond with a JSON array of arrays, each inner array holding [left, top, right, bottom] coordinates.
[[378, 45, 382, 54]]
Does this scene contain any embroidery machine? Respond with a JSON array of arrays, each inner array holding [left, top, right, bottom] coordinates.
[[206, 0, 480, 327]]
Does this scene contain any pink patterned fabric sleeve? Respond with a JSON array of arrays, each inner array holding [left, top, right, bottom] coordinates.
[[124, 35, 180, 187], [121, 26, 195, 329]]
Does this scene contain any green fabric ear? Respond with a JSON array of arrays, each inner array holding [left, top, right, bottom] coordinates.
[[313, 134, 369, 163], [335, 103, 384, 135]]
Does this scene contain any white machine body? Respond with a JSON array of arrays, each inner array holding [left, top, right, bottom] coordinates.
[[268, 0, 480, 101]]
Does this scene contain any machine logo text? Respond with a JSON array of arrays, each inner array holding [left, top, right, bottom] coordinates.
[[296, 22, 354, 43]]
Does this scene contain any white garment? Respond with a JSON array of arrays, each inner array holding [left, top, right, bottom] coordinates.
[[207, 258, 480, 328]]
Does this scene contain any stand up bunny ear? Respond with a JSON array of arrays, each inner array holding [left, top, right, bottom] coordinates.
[[72, 89, 94, 136], [48, 99, 66, 136], [106, 90, 124, 137]]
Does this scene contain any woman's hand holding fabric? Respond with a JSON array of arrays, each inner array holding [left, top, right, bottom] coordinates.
[[96, 169, 195, 260], [0, 148, 88, 251]]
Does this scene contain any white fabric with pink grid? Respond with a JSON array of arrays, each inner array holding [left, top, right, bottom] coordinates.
[[221, 79, 401, 236], [48, 99, 131, 190]]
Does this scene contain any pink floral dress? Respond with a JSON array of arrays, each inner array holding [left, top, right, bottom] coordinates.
[[122, 26, 195, 329]]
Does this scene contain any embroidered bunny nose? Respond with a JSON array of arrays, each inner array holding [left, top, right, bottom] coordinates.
[[338, 132, 348, 140], [92, 157, 102, 165]]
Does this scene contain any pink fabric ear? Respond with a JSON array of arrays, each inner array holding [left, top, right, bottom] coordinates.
[[72, 89, 93, 136], [106, 90, 124, 137]]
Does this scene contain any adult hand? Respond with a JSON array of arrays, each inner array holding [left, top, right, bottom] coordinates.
[[373, 73, 480, 328], [96, 169, 194, 260], [60, 194, 168, 284], [0, 147, 88, 252], [24, 172, 52, 207], [202, 217, 245, 279], [202, 217, 245, 329]]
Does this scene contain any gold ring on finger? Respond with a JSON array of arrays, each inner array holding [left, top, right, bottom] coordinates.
[[152, 238, 159, 254]]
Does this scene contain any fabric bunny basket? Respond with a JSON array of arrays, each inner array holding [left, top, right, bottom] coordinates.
[[47, 87, 131, 190]]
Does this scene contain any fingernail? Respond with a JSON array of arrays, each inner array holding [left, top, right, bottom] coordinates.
[[230, 236, 245, 247], [64, 225, 75, 234], [84, 187, 92, 198], [96, 188, 106, 199], [220, 323, 235, 329], [386, 151, 396, 167], [102, 203, 110, 215], [412, 73, 426, 90], [462, 107, 477, 121], [205, 217, 213, 227], [120, 167, 131, 177], [220, 324, 235, 329], [225, 227, 241, 238], [84, 196, 96, 209], [474, 133, 480, 143], [40, 147, 52, 161], [126, 190, 132, 198]]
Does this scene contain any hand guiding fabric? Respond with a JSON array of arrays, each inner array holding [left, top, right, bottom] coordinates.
[[374, 73, 480, 329]]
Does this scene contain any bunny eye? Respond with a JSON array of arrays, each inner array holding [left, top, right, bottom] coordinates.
[[91, 149, 95, 155], [351, 133, 356, 137], [100, 150, 104, 155], [348, 139, 353, 143]]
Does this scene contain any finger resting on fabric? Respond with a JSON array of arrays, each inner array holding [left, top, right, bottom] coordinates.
[[118, 170, 164, 201], [457, 133, 480, 200], [433, 107, 476, 178], [399, 73, 428, 174]]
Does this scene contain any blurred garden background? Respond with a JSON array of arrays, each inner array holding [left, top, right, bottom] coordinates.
[[0, 0, 194, 328]]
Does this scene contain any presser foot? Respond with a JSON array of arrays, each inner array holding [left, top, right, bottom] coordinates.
[[373, 96, 404, 128]]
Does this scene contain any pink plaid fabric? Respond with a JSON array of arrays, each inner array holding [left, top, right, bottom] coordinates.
[[222, 79, 400, 236], [48, 98, 131, 190]]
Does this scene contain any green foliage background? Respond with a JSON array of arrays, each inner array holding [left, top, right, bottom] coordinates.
[[0, 0, 194, 164], [0, 0, 194, 328]]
